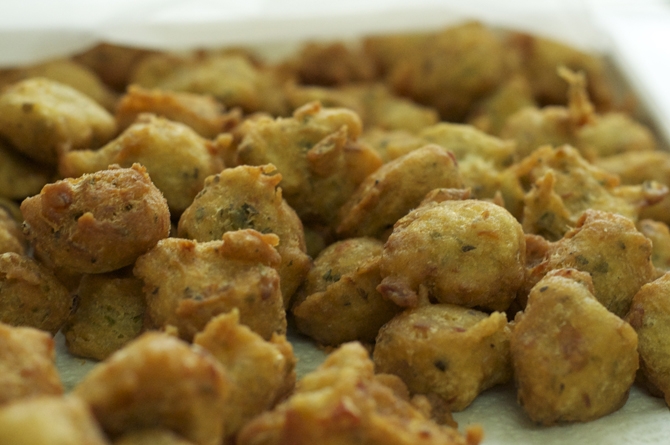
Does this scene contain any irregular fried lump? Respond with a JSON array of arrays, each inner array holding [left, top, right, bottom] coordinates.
[[289, 41, 378, 86], [62, 269, 146, 361], [373, 305, 512, 411], [388, 22, 512, 122], [524, 210, 655, 317], [0, 323, 63, 405], [0, 395, 110, 445], [59, 115, 227, 216], [637, 219, 670, 273], [134, 229, 286, 341], [194, 310, 296, 438], [516, 145, 667, 241], [361, 128, 426, 162], [625, 273, 670, 406], [74, 332, 230, 445], [21, 164, 171, 274], [0, 253, 72, 334], [178, 164, 310, 308], [0, 77, 116, 164], [74, 42, 156, 92], [337, 145, 463, 239], [379, 199, 525, 312], [511, 269, 638, 425], [115, 429, 195, 445], [115, 85, 241, 139], [237, 342, 480, 445], [292, 238, 401, 346], [0, 141, 51, 201], [0, 207, 25, 255], [235, 101, 382, 226]]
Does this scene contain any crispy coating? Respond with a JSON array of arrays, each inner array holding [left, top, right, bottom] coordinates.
[[74, 42, 156, 91], [511, 269, 638, 425], [286, 83, 439, 133], [0, 252, 72, 334], [194, 310, 296, 438], [0, 141, 51, 201], [524, 210, 655, 317], [62, 269, 146, 360], [0, 323, 63, 405], [373, 305, 512, 411], [59, 114, 227, 216], [115, 430, 194, 445], [361, 128, 427, 162], [115, 85, 241, 138], [289, 42, 378, 86], [292, 238, 401, 346], [74, 332, 230, 445], [0, 395, 110, 445], [0, 207, 25, 255], [21, 164, 171, 274], [516, 145, 667, 241], [379, 199, 525, 312], [637, 219, 670, 273], [134, 230, 286, 341], [337, 145, 463, 239], [0, 77, 116, 165], [625, 273, 670, 406], [387, 22, 512, 122], [235, 101, 382, 226], [576, 112, 657, 159], [237, 342, 480, 445], [178, 164, 310, 307]]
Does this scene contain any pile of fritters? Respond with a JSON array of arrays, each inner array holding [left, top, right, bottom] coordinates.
[[1, 19, 670, 444]]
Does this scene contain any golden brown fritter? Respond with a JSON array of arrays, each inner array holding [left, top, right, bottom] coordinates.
[[361, 128, 427, 162], [115, 85, 241, 139], [74, 332, 230, 445], [134, 229, 286, 341], [0, 323, 63, 405], [387, 22, 512, 122], [0, 77, 116, 165], [59, 114, 227, 216], [0, 207, 25, 255], [337, 145, 463, 239], [178, 164, 310, 308], [288, 41, 378, 86], [523, 210, 656, 317], [292, 237, 401, 346], [0, 252, 72, 334], [516, 145, 667, 241], [625, 273, 670, 406], [511, 269, 638, 425], [378, 199, 526, 312], [21, 164, 171, 274], [74, 43, 156, 92], [237, 342, 481, 445], [235, 101, 382, 226], [637, 219, 670, 273], [115, 430, 194, 445], [0, 141, 51, 201], [0, 395, 110, 445], [62, 269, 146, 361], [194, 310, 296, 439], [374, 304, 511, 412]]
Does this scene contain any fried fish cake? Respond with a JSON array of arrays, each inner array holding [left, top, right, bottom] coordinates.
[[0, 77, 116, 165], [194, 310, 296, 439], [0, 323, 63, 406], [59, 115, 227, 216], [178, 164, 310, 307], [378, 199, 525, 312], [523, 210, 656, 317], [0, 141, 51, 201], [237, 342, 481, 445], [115, 85, 241, 139], [337, 145, 463, 239], [134, 229, 286, 341], [511, 269, 638, 425], [0, 253, 72, 334], [235, 101, 382, 226], [625, 273, 670, 406], [292, 237, 401, 346], [62, 269, 146, 361], [0, 395, 110, 445], [21, 164, 170, 274], [373, 305, 511, 412], [74, 332, 230, 445]]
